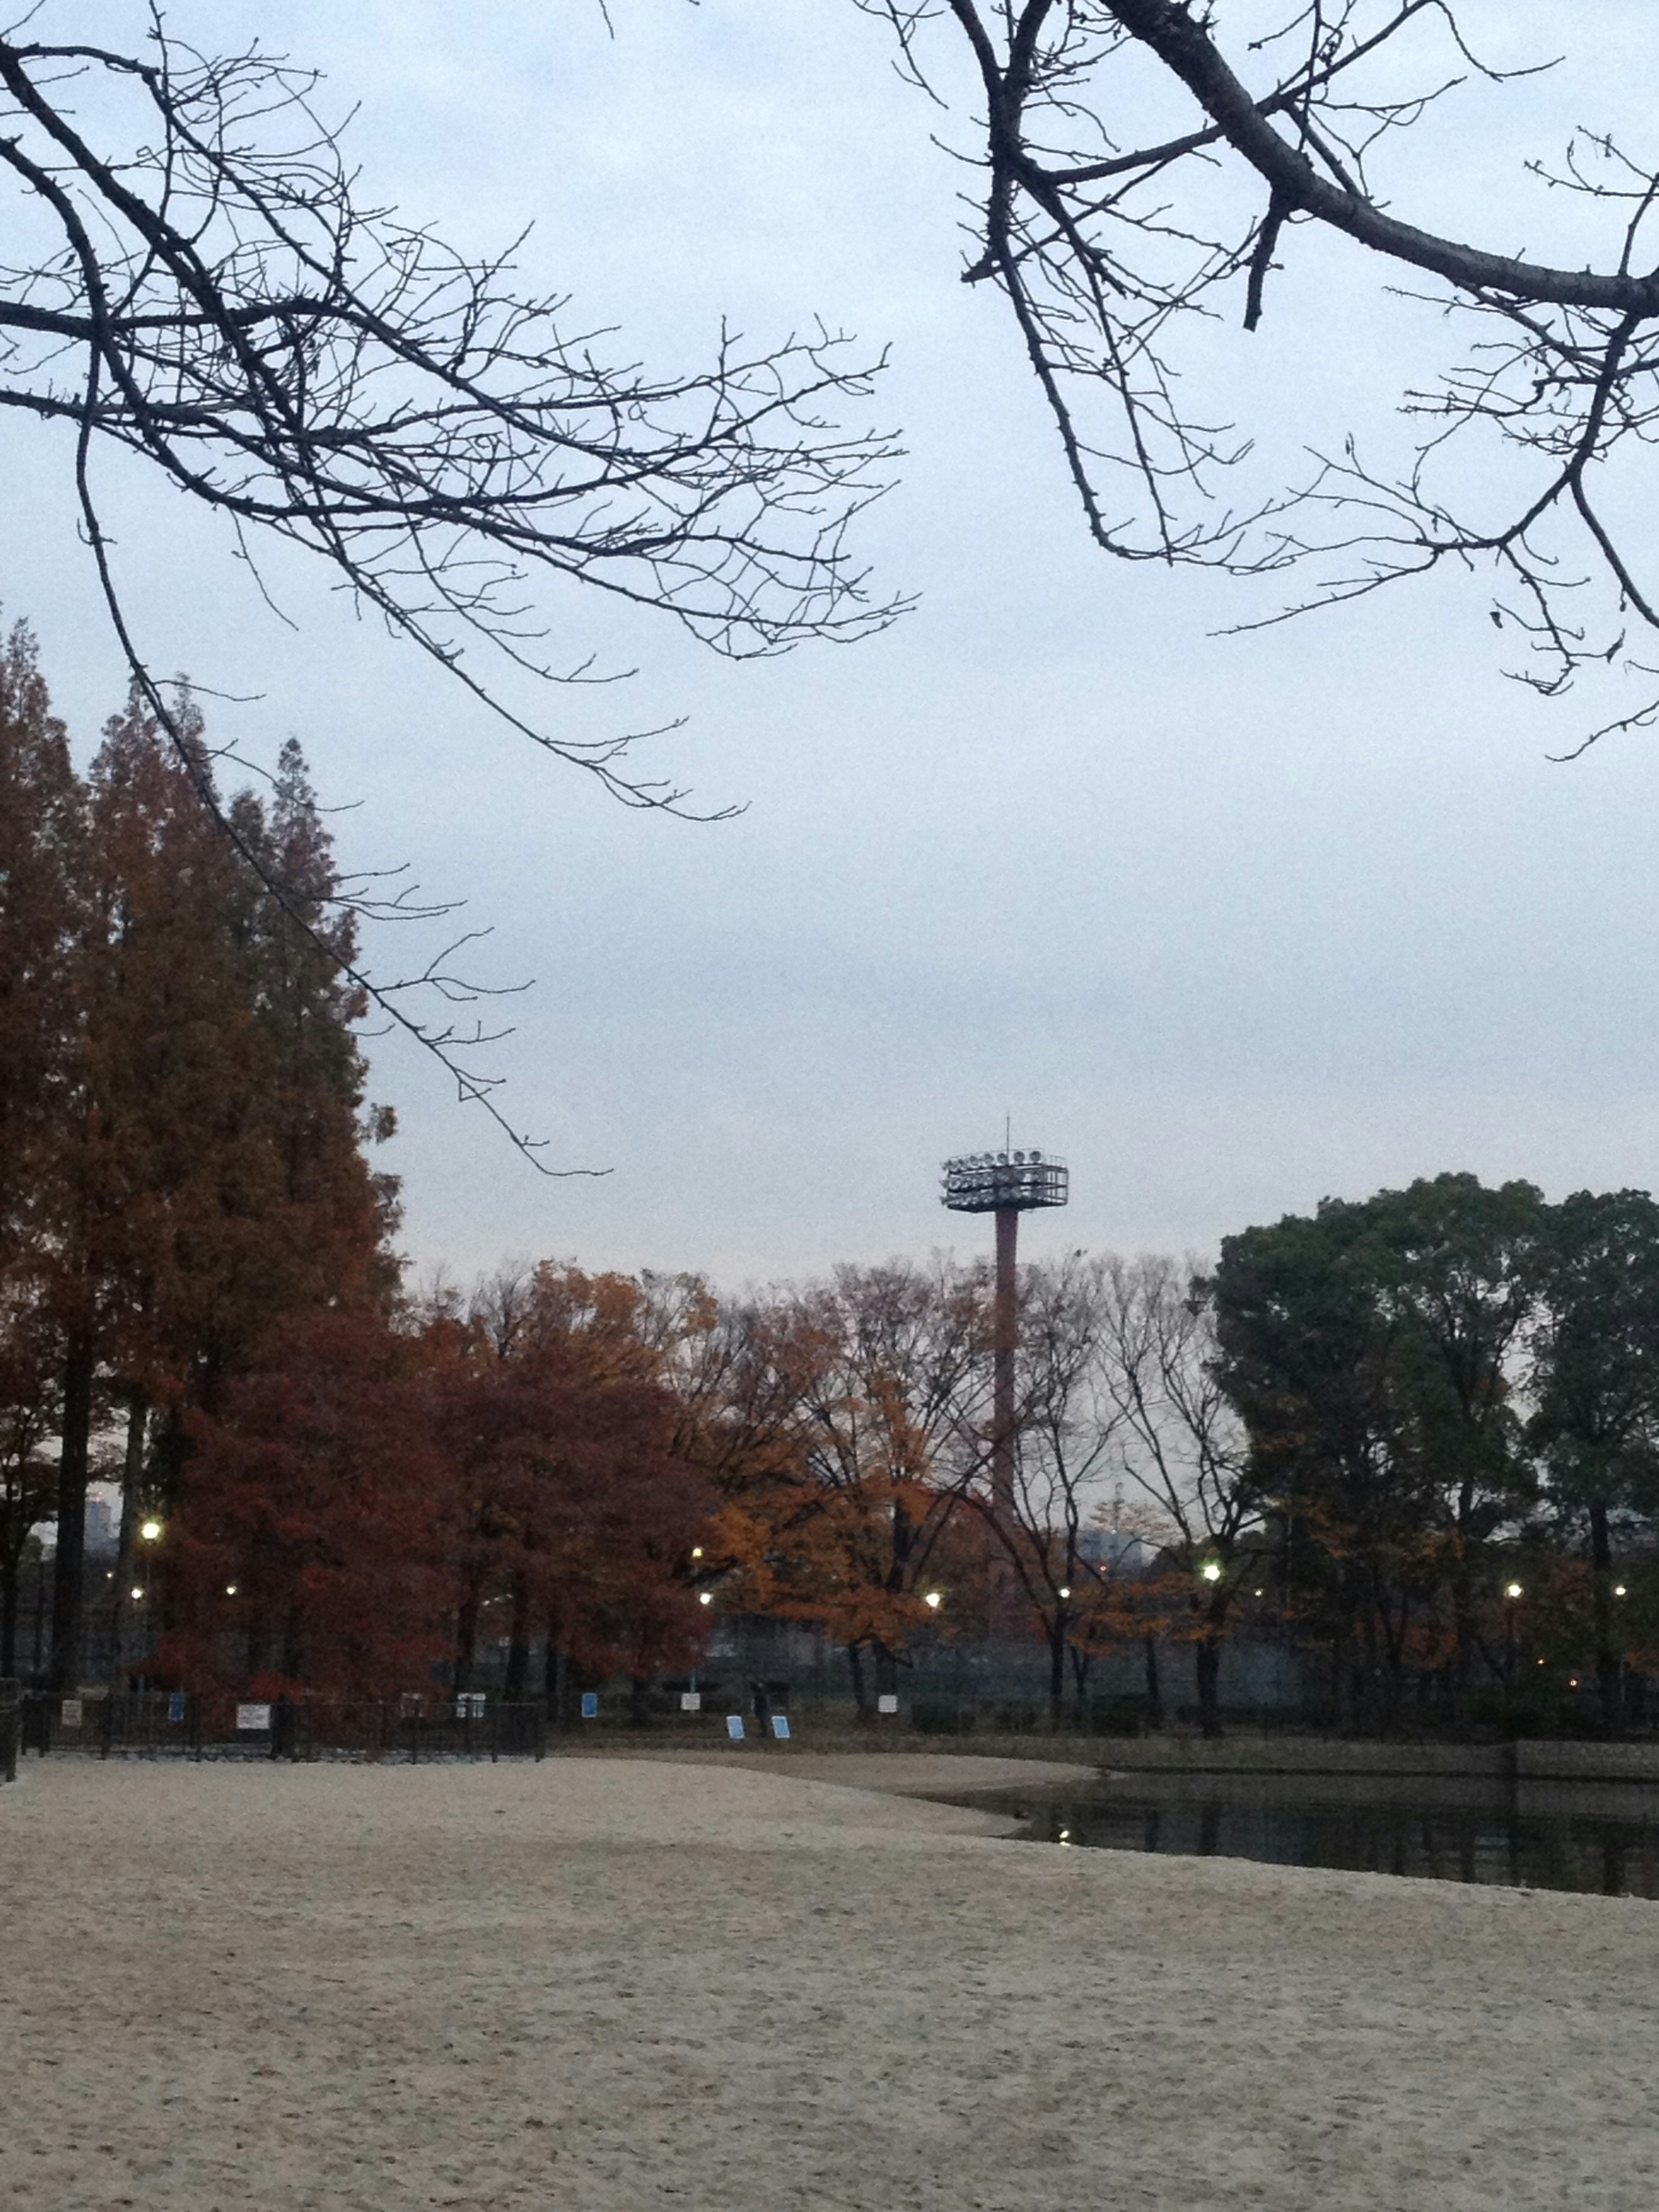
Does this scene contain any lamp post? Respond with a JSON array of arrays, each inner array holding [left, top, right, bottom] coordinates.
[[1504, 1581, 1523, 1684]]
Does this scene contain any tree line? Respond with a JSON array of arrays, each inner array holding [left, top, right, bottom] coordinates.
[[6, 623, 1659, 1732]]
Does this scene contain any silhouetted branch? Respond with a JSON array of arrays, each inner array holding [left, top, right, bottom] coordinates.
[[0, 14, 904, 812], [868, 2, 1659, 746]]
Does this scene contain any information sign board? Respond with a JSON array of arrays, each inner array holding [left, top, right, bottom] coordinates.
[[60, 1698, 83, 1729], [770, 1716, 791, 1740], [877, 1694, 899, 1715], [725, 1714, 745, 1741], [236, 1702, 272, 1732], [680, 1691, 702, 1713], [579, 1691, 599, 1720]]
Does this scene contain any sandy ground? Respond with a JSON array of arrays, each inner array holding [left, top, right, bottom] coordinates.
[[4, 1753, 1657, 2212]]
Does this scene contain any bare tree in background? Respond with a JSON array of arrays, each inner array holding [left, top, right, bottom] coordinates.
[[1095, 1253, 1258, 1735], [0, 14, 899, 1155], [982, 1252, 1120, 1722], [865, 3, 1659, 749]]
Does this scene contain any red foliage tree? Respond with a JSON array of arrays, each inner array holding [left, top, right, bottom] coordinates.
[[158, 1312, 451, 1703]]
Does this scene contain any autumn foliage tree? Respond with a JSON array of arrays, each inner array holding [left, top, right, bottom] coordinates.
[[432, 1263, 713, 1708], [158, 1312, 451, 1703], [157, 1268, 714, 1707], [712, 1263, 988, 1710], [0, 625, 400, 1688]]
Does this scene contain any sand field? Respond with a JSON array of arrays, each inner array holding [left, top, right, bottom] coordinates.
[[3, 1750, 1656, 2210]]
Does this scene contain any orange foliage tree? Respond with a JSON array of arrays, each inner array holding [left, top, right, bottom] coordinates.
[[710, 1263, 988, 1710]]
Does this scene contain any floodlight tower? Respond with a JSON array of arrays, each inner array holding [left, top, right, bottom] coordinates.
[[941, 1147, 1070, 1571]]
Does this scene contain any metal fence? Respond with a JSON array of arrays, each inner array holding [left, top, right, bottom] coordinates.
[[18, 1688, 551, 1764], [0, 1678, 18, 1783]]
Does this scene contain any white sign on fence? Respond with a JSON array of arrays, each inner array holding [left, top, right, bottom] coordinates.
[[877, 1694, 899, 1716], [236, 1703, 272, 1732], [770, 1716, 791, 1740], [725, 1714, 745, 1741], [456, 1692, 486, 1721], [59, 1698, 83, 1729], [680, 1691, 702, 1713]]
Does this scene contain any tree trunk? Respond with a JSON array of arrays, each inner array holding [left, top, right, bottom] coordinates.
[[0, 1540, 19, 1679], [1450, 1482, 1478, 1727], [503, 1572, 530, 1701], [1047, 1622, 1066, 1730], [1143, 1634, 1162, 1731], [1068, 1641, 1092, 1729], [1589, 1499, 1621, 1732], [108, 1392, 148, 1690], [454, 1578, 481, 1694], [48, 1329, 94, 1694], [1195, 1635, 1223, 1739], [846, 1640, 869, 1718], [544, 1635, 569, 1726]]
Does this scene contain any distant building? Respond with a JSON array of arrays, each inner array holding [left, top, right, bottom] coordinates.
[[83, 1497, 119, 1555]]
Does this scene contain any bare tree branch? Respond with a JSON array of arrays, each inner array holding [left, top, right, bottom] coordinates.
[[868, 2, 1659, 746], [0, 16, 904, 813]]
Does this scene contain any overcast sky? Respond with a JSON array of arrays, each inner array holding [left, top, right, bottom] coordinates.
[[12, 2, 1659, 1294]]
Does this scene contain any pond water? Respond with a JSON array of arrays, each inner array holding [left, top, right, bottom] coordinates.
[[977, 1771, 1659, 1898]]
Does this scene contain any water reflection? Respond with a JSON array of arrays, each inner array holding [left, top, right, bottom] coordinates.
[[986, 1772, 1659, 1897]]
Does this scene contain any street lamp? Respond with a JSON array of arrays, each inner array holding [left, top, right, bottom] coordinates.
[[1199, 1561, 1223, 1584], [1505, 1581, 1523, 1600], [139, 1518, 162, 1542], [924, 1590, 943, 1611]]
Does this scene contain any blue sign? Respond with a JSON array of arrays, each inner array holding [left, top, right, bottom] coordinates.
[[579, 1691, 599, 1721], [770, 1716, 791, 1741], [168, 1691, 186, 1723], [725, 1714, 745, 1741]]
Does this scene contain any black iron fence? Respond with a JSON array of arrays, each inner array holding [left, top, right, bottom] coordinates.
[[0, 1678, 18, 1783]]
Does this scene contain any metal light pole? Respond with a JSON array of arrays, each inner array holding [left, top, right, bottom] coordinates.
[[941, 1147, 1069, 1630]]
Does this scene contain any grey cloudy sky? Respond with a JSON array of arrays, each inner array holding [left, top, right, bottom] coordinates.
[[12, 2, 1659, 1291]]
